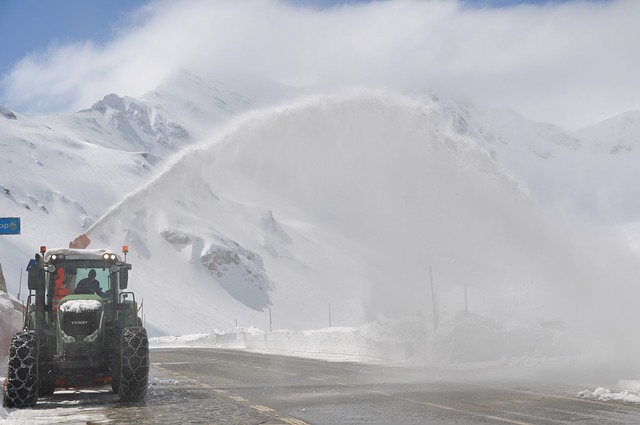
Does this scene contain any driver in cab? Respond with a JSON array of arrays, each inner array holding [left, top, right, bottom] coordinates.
[[74, 269, 104, 296]]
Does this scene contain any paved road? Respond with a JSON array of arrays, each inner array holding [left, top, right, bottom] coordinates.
[[3, 347, 640, 424]]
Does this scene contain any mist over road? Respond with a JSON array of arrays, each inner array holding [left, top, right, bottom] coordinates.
[[3, 347, 640, 424]]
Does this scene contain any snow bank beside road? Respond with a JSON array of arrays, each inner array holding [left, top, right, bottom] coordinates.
[[0, 291, 24, 376], [151, 325, 409, 363], [579, 381, 640, 404], [150, 313, 572, 371]]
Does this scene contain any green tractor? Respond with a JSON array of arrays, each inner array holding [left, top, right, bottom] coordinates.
[[2, 246, 149, 408]]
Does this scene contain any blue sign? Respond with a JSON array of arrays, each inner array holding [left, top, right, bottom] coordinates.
[[0, 217, 20, 235]]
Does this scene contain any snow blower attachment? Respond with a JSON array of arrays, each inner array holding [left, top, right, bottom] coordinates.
[[2, 246, 148, 408]]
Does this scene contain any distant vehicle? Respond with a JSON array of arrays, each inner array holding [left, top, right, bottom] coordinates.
[[2, 246, 148, 408]]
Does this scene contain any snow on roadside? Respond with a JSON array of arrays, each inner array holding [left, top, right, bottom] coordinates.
[[0, 290, 24, 376], [151, 325, 406, 363], [579, 381, 640, 404], [150, 312, 572, 368], [0, 291, 24, 421]]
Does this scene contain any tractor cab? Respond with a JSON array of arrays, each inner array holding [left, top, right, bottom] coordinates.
[[26, 246, 137, 335]]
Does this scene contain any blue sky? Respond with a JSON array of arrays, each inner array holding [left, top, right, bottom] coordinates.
[[0, 0, 148, 74]]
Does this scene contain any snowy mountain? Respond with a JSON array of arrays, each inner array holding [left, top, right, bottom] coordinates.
[[0, 72, 257, 285], [576, 111, 640, 155], [570, 111, 640, 222], [1, 75, 640, 370], [438, 97, 640, 223]]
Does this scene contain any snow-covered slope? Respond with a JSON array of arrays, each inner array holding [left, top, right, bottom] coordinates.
[[576, 111, 640, 155], [434, 97, 640, 223], [569, 111, 640, 222], [0, 73, 256, 294]]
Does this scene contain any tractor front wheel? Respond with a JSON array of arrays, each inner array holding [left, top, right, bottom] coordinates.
[[116, 327, 149, 402], [3, 331, 39, 408]]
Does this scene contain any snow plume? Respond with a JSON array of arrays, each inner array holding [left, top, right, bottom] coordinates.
[[2, 0, 640, 129], [86, 91, 640, 374]]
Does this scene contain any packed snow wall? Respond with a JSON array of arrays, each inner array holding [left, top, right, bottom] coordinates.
[[0, 261, 24, 372]]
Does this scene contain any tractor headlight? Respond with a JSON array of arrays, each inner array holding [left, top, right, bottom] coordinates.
[[50, 253, 65, 262], [61, 331, 75, 343], [84, 328, 100, 342], [102, 253, 117, 262]]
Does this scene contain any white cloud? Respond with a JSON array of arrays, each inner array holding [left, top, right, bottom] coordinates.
[[1, 0, 639, 129]]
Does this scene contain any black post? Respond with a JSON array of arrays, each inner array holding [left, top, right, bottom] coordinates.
[[430, 266, 439, 329]]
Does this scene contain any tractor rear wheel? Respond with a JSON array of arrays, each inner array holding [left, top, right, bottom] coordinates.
[[117, 327, 149, 402], [3, 331, 39, 408]]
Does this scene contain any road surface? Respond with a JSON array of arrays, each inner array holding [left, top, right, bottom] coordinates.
[[2, 347, 639, 424]]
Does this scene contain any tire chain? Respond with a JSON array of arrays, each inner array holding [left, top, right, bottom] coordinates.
[[4, 331, 39, 408], [118, 327, 150, 402]]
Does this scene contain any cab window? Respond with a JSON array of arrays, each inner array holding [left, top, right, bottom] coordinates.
[[74, 268, 112, 295]]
